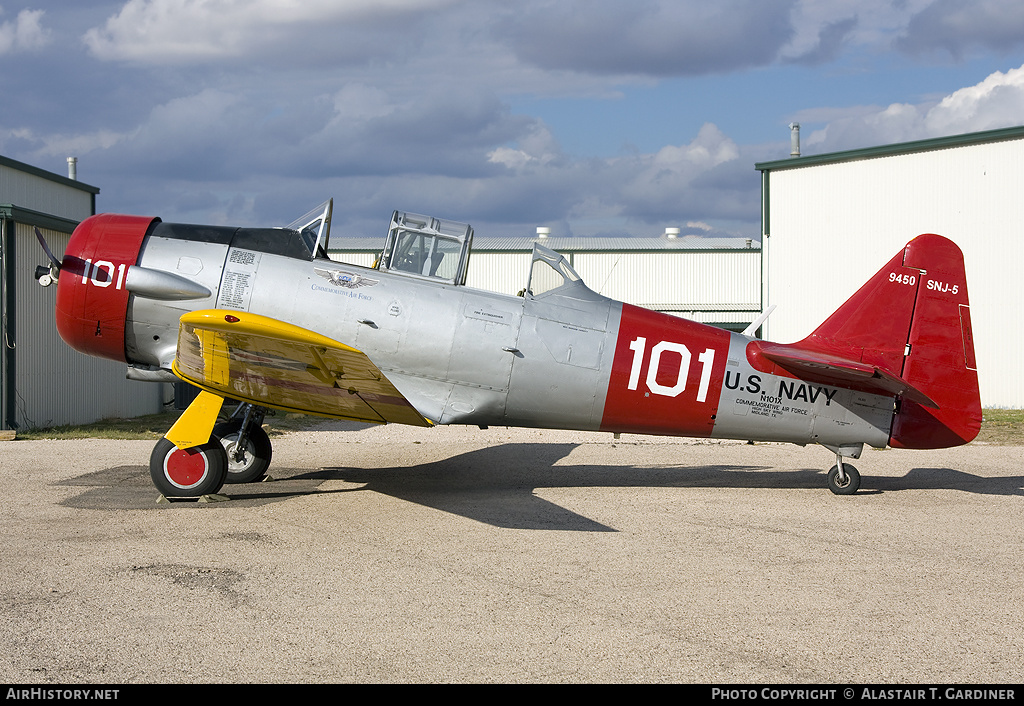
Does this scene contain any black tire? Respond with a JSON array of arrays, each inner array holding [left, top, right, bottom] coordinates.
[[827, 464, 861, 495], [150, 437, 228, 497], [213, 420, 273, 484]]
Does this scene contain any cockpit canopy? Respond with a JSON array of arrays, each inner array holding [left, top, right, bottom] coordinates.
[[286, 199, 333, 259], [377, 211, 473, 285], [525, 244, 581, 297]]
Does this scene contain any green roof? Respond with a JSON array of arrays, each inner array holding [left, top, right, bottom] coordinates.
[[0, 204, 81, 232], [0, 154, 100, 195], [755, 125, 1024, 173], [330, 236, 760, 254]]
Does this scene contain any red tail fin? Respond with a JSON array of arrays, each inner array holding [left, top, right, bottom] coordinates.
[[750, 234, 980, 448]]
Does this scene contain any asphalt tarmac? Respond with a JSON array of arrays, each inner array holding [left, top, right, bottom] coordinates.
[[1, 422, 1021, 684]]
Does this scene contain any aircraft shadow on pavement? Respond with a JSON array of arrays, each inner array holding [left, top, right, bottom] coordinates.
[[59, 443, 1023, 530]]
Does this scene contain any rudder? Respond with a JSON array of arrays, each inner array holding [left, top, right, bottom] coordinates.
[[889, 234, 981, 448]]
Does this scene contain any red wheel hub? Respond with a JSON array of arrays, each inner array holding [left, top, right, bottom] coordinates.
[[163, 447, 209, 489]]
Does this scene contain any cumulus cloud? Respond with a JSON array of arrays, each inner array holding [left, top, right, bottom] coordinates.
[[304, 88, 533, 179], [488, 122, 561, 171], [474, 122, 755, 232], [611, 124, 752, 222], [783, 16, 857, 66], [11, 88, 248, 179], [804, 63, 1024, 153], [496, 0, 795, 77], [925, 64, 1024, 133], [83, 0, 459, 63], [779, 0, 1024, 65], [0, 9, 50, 54], [897, 0, 1024, 59], [780, 0, 933, 60], [26, 128, 126, 159]]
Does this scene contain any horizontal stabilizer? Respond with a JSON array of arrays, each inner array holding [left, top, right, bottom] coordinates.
[[751, 341, 937, 408]]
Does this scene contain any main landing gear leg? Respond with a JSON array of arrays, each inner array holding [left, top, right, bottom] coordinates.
[[826, 453, 861, 495], [215, 403, 273, 484], [822, 443, 862, 495]]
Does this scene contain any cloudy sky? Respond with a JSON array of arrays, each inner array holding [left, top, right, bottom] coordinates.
[[3, 1, 1024, 240]]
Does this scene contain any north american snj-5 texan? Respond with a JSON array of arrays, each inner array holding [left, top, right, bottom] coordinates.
[[35, 200, 981, 499]]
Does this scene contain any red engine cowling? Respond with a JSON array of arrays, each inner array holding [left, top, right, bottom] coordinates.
[[55, 214, 158, 362]]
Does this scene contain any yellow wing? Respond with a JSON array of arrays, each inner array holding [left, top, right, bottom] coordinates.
[[171, 309, 431, 427]]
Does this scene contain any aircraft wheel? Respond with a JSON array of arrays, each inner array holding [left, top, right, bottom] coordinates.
[[827, 464, 861, 495], [150, 437, 228, 498], [214, 420, 273, 484]]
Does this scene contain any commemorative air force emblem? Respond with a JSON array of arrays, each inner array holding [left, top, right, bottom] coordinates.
[[314, 267, 379, 289]]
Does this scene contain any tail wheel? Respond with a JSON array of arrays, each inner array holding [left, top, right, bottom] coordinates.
[[150, 437, 228, 498], [214, 420, 273, 484], [827, 464, 861, 495]]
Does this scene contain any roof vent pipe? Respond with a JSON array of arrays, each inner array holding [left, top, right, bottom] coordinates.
[[536, 226, 549, 239], [664, 227, 679, 239], [789, 123, 800, 157], [67, 157, 78, 180]]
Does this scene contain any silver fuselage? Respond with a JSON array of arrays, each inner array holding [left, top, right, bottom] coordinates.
[[127, 232, 893, 452]]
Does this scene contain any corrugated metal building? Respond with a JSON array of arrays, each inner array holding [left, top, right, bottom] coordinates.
[[756, 125, 1024, 408], [1, 156, 164, 431], [329, 234, 763, 331]]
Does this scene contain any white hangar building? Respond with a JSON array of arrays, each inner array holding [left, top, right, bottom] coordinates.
[[329, 232, 763, 333], [0, 156, 164, 432], [756, 125, 1024, 409]]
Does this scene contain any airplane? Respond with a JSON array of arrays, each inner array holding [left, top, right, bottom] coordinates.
[[34, 201, 981, 499]]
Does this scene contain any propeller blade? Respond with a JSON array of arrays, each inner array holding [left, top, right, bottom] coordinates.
[[35, 227, 62, 272]]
